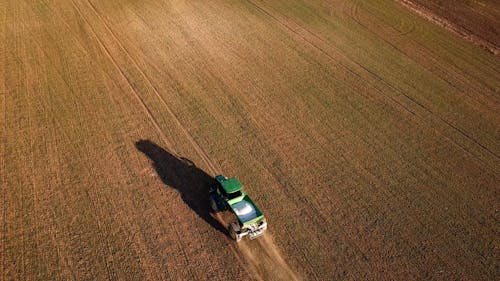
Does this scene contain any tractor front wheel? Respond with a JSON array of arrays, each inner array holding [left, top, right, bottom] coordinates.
[[229, 222, 242, 242]]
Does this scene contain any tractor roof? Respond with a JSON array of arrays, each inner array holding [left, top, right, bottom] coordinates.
[[220, 177, 243, 194]]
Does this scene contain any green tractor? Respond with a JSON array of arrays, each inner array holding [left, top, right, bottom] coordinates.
[[209, 175, 267, 242]]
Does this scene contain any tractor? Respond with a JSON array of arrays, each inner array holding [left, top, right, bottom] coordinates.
[[209, 175, 267, 242]]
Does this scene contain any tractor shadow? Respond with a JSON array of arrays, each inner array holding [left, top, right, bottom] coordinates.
[[135, 139, 227, 234]]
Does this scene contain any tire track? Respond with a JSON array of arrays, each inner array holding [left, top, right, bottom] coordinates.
[[338, 3, 500, 164], [246, 0, 499, 170], [68, 0, 175, 152], [43, 20, 173, 273], [159, 11, 423, 274], [207, 3, 390, 280], [85, 0, 218, 176], [67, 3, 190, 277], [245, 1, 498, 277], [82, 3, 267, 278], [340, 2, 500, 167], [329, 7, 500, 274], [68, 1, 261, 279], [346, 1, 499, 107], [81, 3, 310, 277], [79, 1, 258, 277], [246, 0, 417, 117], [276, 3, 498, 270]]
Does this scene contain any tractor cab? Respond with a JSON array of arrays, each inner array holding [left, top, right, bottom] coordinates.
[[215, 175, 244, 203]]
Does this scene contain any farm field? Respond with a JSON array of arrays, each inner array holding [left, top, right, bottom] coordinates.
[[1, 0, 499, 280]]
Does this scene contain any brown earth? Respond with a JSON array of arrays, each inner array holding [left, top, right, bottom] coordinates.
[[399, 0, 500, 54], [1, 0, 499, 280]]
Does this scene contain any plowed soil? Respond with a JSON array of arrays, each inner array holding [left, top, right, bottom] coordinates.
[[1, 0, 499, 280]]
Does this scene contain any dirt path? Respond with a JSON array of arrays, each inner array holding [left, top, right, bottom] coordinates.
[[212, 212, 301, 281]]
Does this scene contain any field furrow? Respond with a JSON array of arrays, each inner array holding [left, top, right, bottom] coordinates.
[[2, 0, 499, 280]]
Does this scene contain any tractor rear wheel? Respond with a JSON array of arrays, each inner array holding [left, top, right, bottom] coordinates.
[[229, 222, 242, 242], [209, 196, 219, 212]]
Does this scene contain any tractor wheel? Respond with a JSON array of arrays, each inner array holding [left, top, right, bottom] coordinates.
[[209, 196, 219, 213], [229, 222, 242, 242]]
